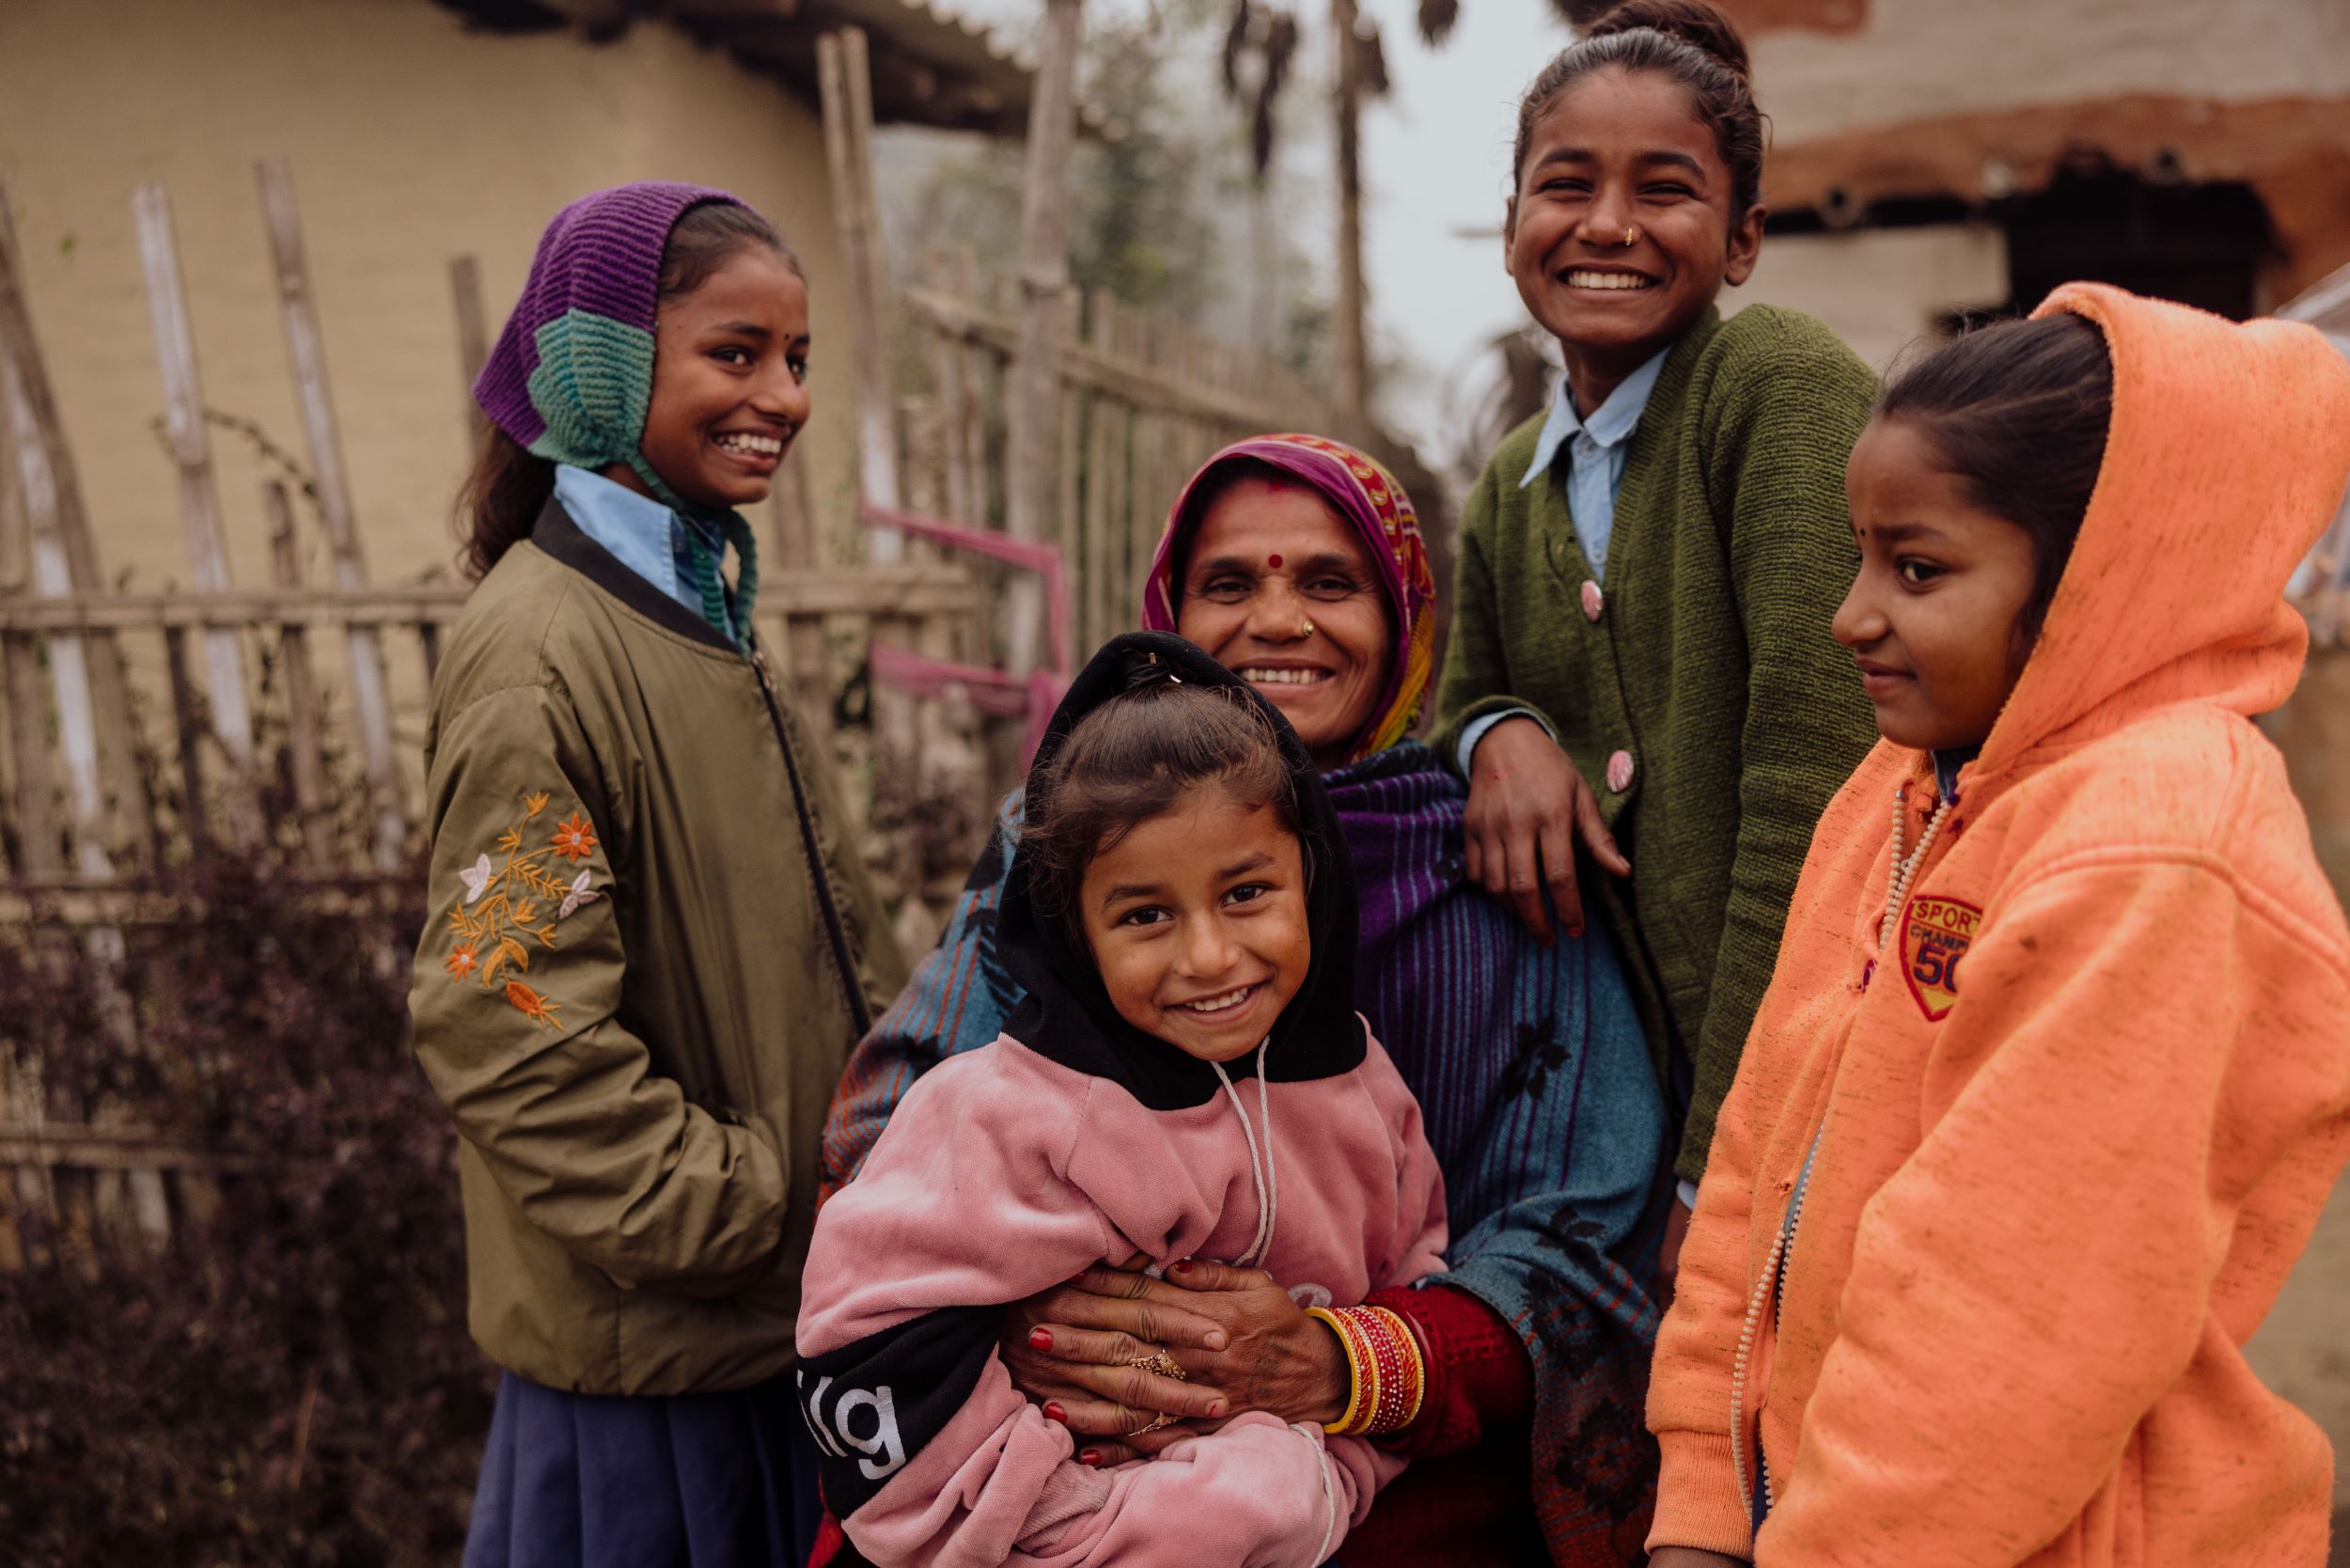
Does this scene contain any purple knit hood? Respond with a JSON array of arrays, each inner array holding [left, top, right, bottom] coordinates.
[[473, 180, 745, 497]]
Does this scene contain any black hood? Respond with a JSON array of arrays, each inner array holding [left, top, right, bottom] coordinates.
[[998, 631, 1365, 1110]]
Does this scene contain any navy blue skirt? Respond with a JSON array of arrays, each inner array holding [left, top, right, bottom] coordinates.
[[463, 1372, 822, 1568]]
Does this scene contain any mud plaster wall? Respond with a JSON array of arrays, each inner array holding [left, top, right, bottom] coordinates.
[[1739, 0, 2350, 143], [1728, 0, 2350, 300]]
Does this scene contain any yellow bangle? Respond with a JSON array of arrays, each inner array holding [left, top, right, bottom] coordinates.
[[1307, 1307, 1366, 1435]]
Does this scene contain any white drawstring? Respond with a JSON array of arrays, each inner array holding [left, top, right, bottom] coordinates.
[[1211, 1037, 1278, 1267], [1305, 1424, 1340, 1563]]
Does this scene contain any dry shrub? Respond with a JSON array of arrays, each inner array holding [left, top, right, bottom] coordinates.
[[0, 857, 491, 1568]]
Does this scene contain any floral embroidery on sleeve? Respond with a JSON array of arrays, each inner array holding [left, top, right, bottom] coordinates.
[[443, 790, 602, 1028]]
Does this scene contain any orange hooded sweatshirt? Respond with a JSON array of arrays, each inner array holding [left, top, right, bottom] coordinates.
[[1645, 283, 2350, 1568]]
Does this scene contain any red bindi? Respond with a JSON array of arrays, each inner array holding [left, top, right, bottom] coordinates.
[[1267, 554, 1283, 569]]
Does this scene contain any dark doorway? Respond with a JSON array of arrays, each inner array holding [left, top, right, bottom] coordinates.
[[1993, 153, 2273, 321]]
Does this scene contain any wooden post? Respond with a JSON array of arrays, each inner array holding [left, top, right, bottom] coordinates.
[[1055, 290, 1084, 635], [0, 337, 20, 599], [162, 627, 212, 860], [1080, 292, 1113, 655], [1331, 0, 1370, 419], [928, 248, 981, 527], [1104, 307, 1134, 646], [449, 254, 492, 448], [255, 158, 405, 870], [265, 480, 336, 870], [0, 182, 149, 860], [1002, 0, 1086, 680], [2, 340, 116, 883], [816, 28, 904, 560], [0, 629, 59, 878], [766, 444, 832, 729], [0, 374, 53, 881], [133, 181, 264, 849], [816, 26, 924, 774], [769, 453, 833, 740]]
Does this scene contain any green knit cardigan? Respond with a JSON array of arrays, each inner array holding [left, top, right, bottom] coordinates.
[[1432, 304, 1881, 1185]]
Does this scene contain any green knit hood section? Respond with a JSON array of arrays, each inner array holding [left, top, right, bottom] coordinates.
[[523, 309, 760, 645]]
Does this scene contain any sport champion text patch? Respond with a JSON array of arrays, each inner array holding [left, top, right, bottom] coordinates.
[[1900, 895, 1982, 1021]]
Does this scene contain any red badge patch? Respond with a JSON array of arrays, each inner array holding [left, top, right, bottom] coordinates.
[[1900, 895, 1982, 1021]]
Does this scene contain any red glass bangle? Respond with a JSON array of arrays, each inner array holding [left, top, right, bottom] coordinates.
[[1309, 1304, 1427, 1436]]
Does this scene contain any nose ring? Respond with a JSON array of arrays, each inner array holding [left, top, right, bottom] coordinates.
[[1622, 224, 1640, 247], [1299, 619, 1316, 638]]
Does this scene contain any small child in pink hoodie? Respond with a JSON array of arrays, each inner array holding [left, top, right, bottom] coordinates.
[[797, 632, 1448, 1568]]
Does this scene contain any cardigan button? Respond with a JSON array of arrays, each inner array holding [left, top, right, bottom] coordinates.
[[1580, 580, 1604, 622], [1606, 749, 1635, 793]]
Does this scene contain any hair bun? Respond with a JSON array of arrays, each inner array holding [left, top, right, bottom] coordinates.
[[1585, 0, 1751, 82]]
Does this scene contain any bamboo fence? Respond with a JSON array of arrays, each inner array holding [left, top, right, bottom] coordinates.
[[1, 23, 1375, 1269]]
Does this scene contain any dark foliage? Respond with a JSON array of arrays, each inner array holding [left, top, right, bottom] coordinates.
[[0, 858, 491, 1567], [1221, 1, 1301, 184]]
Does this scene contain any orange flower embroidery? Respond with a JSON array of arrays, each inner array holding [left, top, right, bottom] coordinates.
[[550, 812, 598, 861], [505, 980, 562, 1028], [443, 790, 599, 1024]]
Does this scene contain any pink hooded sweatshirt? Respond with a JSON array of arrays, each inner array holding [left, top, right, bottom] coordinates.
[[796, 634, 1448, 1568]]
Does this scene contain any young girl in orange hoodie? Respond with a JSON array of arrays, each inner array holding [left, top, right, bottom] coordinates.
[[1645, 283, 2350, 1568]]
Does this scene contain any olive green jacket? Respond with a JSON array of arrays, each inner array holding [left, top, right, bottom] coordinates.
[[1432, 306, 1879, 1185], [407, 502, 904, 1396]]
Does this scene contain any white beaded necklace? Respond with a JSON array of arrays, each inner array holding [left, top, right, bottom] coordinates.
[[1878, 783, 1954, 953]]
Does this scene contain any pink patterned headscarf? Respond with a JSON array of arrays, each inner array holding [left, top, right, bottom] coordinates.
[[1141, 433, 1435, 764]]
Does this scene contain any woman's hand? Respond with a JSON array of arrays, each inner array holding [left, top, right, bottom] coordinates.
[[997, 1255, 1232, 1460], [1647, 1549, 1749, 1567], [996, 1257, 1351, 1466], [1463, 716, 1631, 943]]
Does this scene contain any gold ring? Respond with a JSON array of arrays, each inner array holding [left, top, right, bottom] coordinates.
[[1299, 619, 1316, 638], [1128, 1349, 1187, 1382], [1125, 1410, 1179, 1437]]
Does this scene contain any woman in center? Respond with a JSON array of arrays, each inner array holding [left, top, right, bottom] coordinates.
[[822, 435, 1668, 1564]]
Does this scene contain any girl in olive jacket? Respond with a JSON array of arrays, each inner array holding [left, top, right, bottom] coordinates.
[[407, 182, 903, 1568]]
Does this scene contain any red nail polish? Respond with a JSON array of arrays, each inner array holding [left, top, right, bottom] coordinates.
[[1028, 1327, 1054, 1352], [1169, 1259, 1194, 1275], [1044, 1403, 1068, 1424], [1078, 1449, 1101, 1466]]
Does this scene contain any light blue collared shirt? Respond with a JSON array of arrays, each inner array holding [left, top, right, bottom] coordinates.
[[552, 464, 734, 642], [1516, 346, 1670, 583], [1456, 350, 1672, 777]]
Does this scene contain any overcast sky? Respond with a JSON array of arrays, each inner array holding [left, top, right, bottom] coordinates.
[[946, 0, 1578, 453]]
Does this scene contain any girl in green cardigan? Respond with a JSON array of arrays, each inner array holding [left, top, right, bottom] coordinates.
[[1432, 0, 1879, 1262]]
